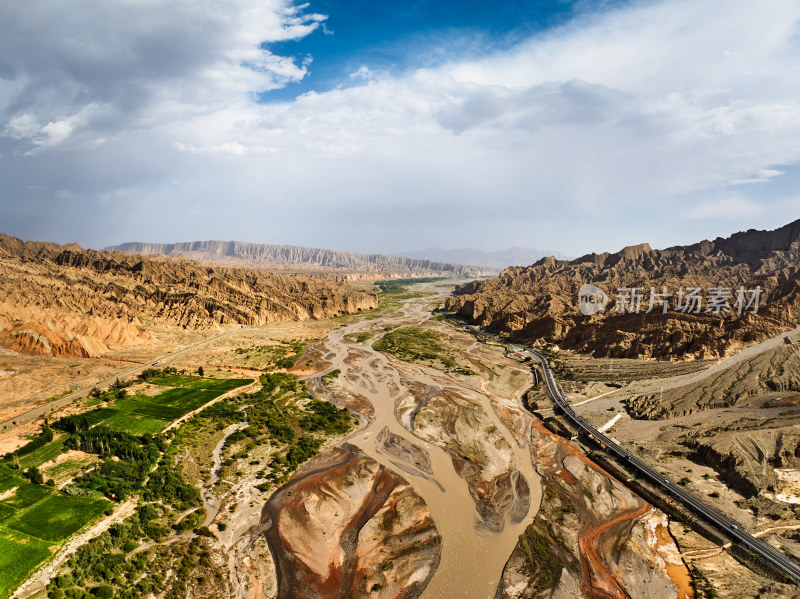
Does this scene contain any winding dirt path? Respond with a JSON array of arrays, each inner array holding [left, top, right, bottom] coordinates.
[[203, 412, 249, 527]]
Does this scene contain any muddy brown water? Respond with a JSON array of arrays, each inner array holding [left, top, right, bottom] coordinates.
[[310, 292, 543, 598]]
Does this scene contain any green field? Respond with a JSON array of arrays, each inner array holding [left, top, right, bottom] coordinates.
[[97, 410, 170, 435], [113, 389, 220, 421], [76, 378, 251, 435], [0, 467, 25, 494], [0, 504, 16, 522], [150, 375, 251, 392], [43, 456, 99, 487], [0, 481, 110, 597], [4, 494, 109, 542], [0, 529, 53, 598], [2, 484, 52, 510], [16, 437, 67, 470]]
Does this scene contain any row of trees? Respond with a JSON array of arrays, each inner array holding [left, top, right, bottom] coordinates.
[[3, 421, 53, 460]]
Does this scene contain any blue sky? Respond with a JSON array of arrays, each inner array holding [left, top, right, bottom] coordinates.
[[261, 0, 590, 101], [1, 0, 799, 257]]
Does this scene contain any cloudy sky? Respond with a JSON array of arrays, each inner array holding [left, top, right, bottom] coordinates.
[[1, 0, 799, 257]]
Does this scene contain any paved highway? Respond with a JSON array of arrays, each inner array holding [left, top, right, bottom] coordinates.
[[1, 328, 243, 434], [522, 346, 800, 584]]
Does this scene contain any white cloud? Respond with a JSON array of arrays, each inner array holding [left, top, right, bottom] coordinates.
[[2, 0, 800, 254], [0, 0, 325, 150], [730, 168, 786, 185], [684, 197, 765, 220], [348, 66, 376, 81]]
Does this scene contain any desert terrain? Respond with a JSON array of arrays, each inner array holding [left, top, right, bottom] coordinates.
[[1, 247, 799, 598], [1, 278, 704, 599]]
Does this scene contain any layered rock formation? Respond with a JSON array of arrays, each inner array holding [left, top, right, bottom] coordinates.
[[498, 421, 690, 599], [0, 234, 378, 357], [106, 240, 496, 278], [261, 444, 441, 598], [446, 219, 800, 360], [404, 384, 531, 531], [626, 343, 800, 419]]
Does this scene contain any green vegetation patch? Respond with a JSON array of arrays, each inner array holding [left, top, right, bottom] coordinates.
[[229, 339, 307, 370], [346, 331, 374, 342], [362, 279, 438, 319], [43, 456, 99, 487], [16, 437, 67, 470], [0, 529, 54, 599], [149, 375, 251, 392], [372, 327, 457, 369], [0, 466, 25, 494], [4, 494, 109, 542], [58, 377, 251, 436], [213, 372, 355, 489], [48, 517, 226, 599], [1, 482, 52, 510], [0, 503, 16, 522], [111, 388, 218, 420], [98, 410, 170, 435], [519, 522, 561, 592]]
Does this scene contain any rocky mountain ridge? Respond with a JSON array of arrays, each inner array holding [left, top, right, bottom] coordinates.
[[106, 240, 496, 278], [0, 234, 377, 358], [446, 219, 800, 360], [398, 246, 570, 269]]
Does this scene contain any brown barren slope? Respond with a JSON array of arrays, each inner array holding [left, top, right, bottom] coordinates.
[[0, 234, 378, 358], [446, 219, 800, 360]]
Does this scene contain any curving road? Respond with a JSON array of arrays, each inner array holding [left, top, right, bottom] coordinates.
[[523, 346, 800, 584]]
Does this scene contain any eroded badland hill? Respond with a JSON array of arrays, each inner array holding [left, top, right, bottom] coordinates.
[[0, 234, 377, 359], [446, 218, 800, 360]]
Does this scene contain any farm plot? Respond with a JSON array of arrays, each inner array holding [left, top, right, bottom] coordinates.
[[0, 466, 25, 494], [0, 529, 53, 599], [4, 493, 109, 542], [0, 503, 16, 522], [113, 389, 219, 421], [16, 437, 67, 470], [79, 377, 251, 435], [42, 455, 100, 488], [2, 484, 52, 510], [97, 409, 170, 435], [0, 481, 110, 598], [150, 374, 251, 393]]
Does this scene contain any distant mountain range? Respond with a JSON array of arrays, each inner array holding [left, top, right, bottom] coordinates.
[[398, 247, 569, 270], [105, 240, 497, 278]]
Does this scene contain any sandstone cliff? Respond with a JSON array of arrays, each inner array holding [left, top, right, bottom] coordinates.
[[106, 240, 496, 278], [0, 235, 378, 358], [446, 219, 800, 360]]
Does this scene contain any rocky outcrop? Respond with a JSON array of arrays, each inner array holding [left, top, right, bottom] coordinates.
[[446, 219, 800, 360], [261, 444, 441, 599], [106, 240, 497, 278], [402, 384, 531, 531], [682, 417, 800, 498], [626, 343, 800, 419], [497, 421, 690, 599], [0, 234, 378, 357]]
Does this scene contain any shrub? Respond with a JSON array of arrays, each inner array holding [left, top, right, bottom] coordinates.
[[92, 585, 114, 599]]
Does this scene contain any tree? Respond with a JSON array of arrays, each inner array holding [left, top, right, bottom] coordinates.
[[92, 584, 114, 599], [198, 366, 204, 377], [24, 466, 45, 485]]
